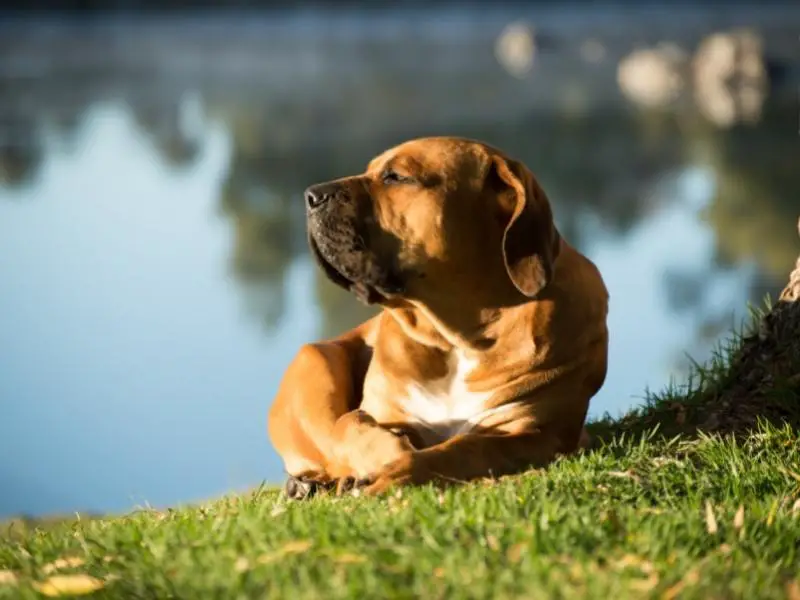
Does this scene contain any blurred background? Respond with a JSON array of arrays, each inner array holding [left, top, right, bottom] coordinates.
[[1, 1, 798, 518]]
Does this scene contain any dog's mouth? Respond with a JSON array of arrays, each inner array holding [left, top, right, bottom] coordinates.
[[308, 232, 398, 306], [308, 233, 352, 289]]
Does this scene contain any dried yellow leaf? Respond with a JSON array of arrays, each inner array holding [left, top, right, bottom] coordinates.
[[733, 505, 745, 530], [486, 535, 500, 551], [42, 557, 86, 575], [629, 573, 660, 592], [640, 507, 666, 515], [613, 554, 655, 574], [778, 466, 800, 483], [281, 540, 312, 554], [767, 498, 780, 527], [234, 557, 250, 573], [704, 501, 718, 535], [257, 539, 313, 565], [661, 580, 684, 600], [608, 470, 641, 483], [256, 553, 281, 565], [662, 569, 699, 600], [33, 574, 105, 597], [0, 570, 18, 586], [785, 579, 800, 600], [568, 562, 585, 581], [333, 553, 367, 565], [506, 543, 526, 564]]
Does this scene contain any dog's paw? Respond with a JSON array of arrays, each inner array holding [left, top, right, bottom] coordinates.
[[283, 475, 334, 501], [362, 453, 422, 496], [284, 475, 316, 500], [331, 411, 417, 482], [334, 476, 373, 496]]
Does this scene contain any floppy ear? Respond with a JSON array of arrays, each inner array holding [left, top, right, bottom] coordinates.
[[490, 155, 561, 298]]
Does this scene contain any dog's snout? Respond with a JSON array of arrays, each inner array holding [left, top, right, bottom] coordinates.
[[305, 188, 328, 210], [305, 183, 339, 211]]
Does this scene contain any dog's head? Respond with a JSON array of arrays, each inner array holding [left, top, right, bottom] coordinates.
[[305, 137, 561, 309]]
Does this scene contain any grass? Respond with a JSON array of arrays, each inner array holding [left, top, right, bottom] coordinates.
[[1, 307, 799, 599]]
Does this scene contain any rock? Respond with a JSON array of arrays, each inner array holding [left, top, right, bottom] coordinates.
[[692, 29, 768, 127], [495, 22, 537, 78], [617, 43, 688, 108]]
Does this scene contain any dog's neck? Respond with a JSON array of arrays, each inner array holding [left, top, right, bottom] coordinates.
[[386, 302, 502, 354]]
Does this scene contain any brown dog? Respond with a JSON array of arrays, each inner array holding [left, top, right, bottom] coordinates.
[[268, 137, 609, 497]]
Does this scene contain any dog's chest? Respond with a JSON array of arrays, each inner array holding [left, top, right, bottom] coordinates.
[[364, 350, 497, 443]]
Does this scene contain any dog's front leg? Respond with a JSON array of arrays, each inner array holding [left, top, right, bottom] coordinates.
[[362, 430, 564, 496], [268, 319, 414, 497]]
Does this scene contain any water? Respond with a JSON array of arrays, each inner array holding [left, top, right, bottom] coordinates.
[[1, 8, 798, 517]]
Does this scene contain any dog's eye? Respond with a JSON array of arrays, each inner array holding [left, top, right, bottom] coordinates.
[[382, 170, 411, 185]]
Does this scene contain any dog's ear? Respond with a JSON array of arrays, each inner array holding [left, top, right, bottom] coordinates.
[[488, 154, 561, 298]]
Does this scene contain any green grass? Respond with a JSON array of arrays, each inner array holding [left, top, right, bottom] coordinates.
[[2, 309, 799, 599]]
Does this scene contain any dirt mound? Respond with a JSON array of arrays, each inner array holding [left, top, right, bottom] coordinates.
[[700, 217, 800, 434]]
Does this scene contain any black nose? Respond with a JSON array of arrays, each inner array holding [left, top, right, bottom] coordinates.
[[305, 183, 337, 210]]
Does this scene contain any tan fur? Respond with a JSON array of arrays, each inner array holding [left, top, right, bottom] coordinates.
[[268, 137, 609, 495]]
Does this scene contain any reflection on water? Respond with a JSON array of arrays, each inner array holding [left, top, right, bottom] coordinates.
[[1, 10, 798, 517]]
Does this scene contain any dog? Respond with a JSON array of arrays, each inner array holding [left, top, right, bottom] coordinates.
[[268, 137, 609, 498]]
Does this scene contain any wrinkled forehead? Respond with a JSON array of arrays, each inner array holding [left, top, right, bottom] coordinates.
[[365, 137, 488, 181]]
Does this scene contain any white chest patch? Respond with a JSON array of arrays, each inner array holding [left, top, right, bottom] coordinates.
[[399, 351, 504, 441]]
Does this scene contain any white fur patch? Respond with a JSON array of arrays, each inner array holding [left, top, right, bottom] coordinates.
[[400, 351, 513, 441]]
